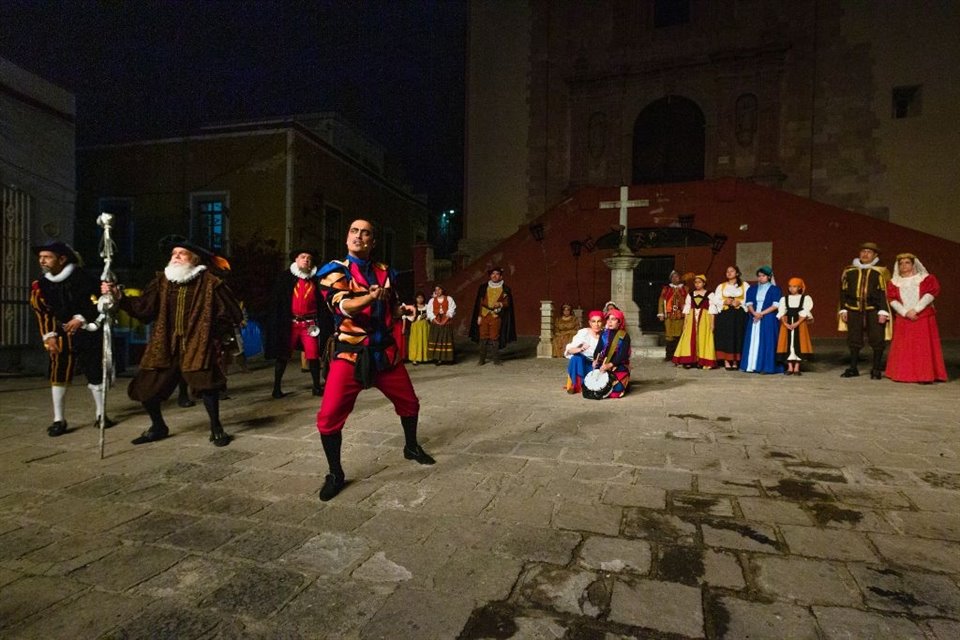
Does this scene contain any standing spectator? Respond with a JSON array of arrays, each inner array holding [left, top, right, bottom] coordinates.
[[405, 292, 430, 365], [838, 242, 891, 379], [552, 303, 581, 357], [426, 285, 456, 364], [314, 219, 434, 502], [776, 277, 814, 375], [469, 267, 516, 365], [265, 249, 332, 398], [657, 271, 688, 361], [741, 266, 783, 374], [563, 310, 603, 393], [30, 242, 113, 436], [713, 265, 749, 370], [884, 253, 947, 383], [672, 274, 718, 369], [101, 237, 243, 446]]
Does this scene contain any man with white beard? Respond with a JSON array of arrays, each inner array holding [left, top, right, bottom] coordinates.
[[102, 236, 243, 446]]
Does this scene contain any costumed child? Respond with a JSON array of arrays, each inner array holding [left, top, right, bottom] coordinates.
[[672, 274, 718, 369], [562, 309, 604, 393], [405, 292, 430, 365], [776, 277, 814, 375], [589, 308, 631, 399]]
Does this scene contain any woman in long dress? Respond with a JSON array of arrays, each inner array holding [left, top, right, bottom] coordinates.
[[406, 292, 430, 365], [776, 277, 814, 375], [885, 254, 947, 383], [672, 274, 717, 369], [741, 266, 783, 374], [713, 266, 749, 370], [427, 285, 456, 364], [552, 303, 581, 357], [591, 308, 631, 398], [562, 310, 603, 393]]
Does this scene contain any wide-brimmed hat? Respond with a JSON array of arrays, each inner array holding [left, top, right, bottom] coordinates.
[[289, 248, 319, 262], [860, 241, 880, 253], [487, 266, 504, 276], [159, 235, 230, 272], [33, 241, 82, 266]]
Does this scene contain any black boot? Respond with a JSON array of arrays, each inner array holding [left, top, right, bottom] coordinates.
[[841, 348, 860, 377], [319, 432, 345, 501], [665, 339, 678, 361], [401, 416, 435, 464], [871, 348, 885, 380], [491, 340, 502, 366], [309, 359, 322, 396], [272, 359, 287, 398], [477, 341, 487, 366], [203, 392, 232, 446], [132, 401, 169, 444]]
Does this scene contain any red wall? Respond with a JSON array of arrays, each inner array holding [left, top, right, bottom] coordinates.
[[440, 180, 960, 339]]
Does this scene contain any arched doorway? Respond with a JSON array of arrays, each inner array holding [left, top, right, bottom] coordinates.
[[632, 96, 705, 184]]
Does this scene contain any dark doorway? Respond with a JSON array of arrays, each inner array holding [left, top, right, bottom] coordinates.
[[632, 96, 705, 184], [634, 255, 676, 331]]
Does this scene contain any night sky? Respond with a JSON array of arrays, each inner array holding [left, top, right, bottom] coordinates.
[[0, 0, 467, 211]]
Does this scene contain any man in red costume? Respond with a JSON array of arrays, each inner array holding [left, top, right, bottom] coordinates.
[[314, 219, 434, 501]]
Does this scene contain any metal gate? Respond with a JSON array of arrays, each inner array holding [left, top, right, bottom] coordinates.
[[1, 186, 32, 347]]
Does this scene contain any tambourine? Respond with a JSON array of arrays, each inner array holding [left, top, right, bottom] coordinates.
[[582, 369, 614, 400], [307, 325, 321, 338]]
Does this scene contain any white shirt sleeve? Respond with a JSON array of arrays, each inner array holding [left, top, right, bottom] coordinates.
[[446, 296, 456, 318], [425, 299, 436, 321], [776, 297, 787, 319], [915, 293, 935, 312], [799, 295, 814, 318], [707, 292, 720, 315]]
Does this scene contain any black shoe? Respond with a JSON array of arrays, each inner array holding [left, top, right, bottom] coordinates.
[[177, 395, 196, 407], [403, 444, 436, 465], [271, 389, 287, 399], [318, 473, 346, 501], [312, 386, 323, 397], [840, 368, 859, 378], [870, 369, 883, 380], [210, 430, 232, 447], [47, 421, 68, 437], [131, 426, 169, 445], [96, 416, 117, 429]]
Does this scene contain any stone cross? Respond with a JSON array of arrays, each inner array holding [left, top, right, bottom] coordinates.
[[599, 185, 649, 251]]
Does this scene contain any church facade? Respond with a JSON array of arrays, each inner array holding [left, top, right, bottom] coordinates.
[[463, 0, 960, 259]]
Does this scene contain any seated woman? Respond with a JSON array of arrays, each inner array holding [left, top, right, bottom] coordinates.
[[552, 303, 581, 357], [885, 253, 947, 383], [672, 274, 718, 369], [563, 310, 603, 393], [589, 308, 631, 399]]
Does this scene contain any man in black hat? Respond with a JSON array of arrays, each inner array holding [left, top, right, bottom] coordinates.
[[469, 266, 517, 365], [101, 236, 243, 446], [264, 248, 332, 398], [30, 242, 113, 436], [838, 241, 891, 379]]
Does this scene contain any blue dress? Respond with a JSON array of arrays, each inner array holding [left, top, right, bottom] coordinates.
[[741, 282, 783, 374]]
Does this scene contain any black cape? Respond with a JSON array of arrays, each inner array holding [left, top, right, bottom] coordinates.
[[469, 282, 517, 348]]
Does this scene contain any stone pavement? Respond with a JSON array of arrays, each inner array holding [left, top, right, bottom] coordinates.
[[1, 343, 958, 639]]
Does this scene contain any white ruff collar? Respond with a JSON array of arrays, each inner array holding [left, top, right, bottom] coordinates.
[[290, 263, 317, 279], [669, 283, 684, 289], [487, 280, 504, 289], [853, 257, 879, 268], [44, 263, 75, 283], [165, 264, 206, 284]]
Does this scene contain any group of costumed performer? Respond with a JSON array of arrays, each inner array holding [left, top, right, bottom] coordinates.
[[591, 308, 631, 398], [562, 310, 604, 393], [264, 248, 334, 398], [657, 271, 687, 361], [741, 266, 784, 374], [884, 253, 947, 383], [776, 277, 814, 374], [469, 266, 517, 365], [672, 274, 718, 369]]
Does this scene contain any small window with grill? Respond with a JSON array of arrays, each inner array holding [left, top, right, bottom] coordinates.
[[892, 85, 922, 119]]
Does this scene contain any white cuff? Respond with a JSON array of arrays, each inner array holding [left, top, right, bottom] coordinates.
[[42, 331, 57, 341], [72, 314, 87, 323], [84, 322, 99, 331], [878, 310, 890, 318]]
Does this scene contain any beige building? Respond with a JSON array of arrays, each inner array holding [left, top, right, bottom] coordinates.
[[463, 0, 960, 259], [0, 57, 76, 370]]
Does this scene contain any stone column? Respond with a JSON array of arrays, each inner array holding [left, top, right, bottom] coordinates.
[[603, 252, 641, 333], [537, 300, 554, 358]]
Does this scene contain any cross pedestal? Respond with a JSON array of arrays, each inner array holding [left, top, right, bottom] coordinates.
[[537, 300, 554, 358]]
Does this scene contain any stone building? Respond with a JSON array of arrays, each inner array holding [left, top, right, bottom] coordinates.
[[0, 57, 76, 371], [463, 0, 960, 260], [76, 114, 429, 308]]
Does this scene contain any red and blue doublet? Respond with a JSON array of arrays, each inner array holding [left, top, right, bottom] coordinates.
[[314, 256, 419, 435]]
